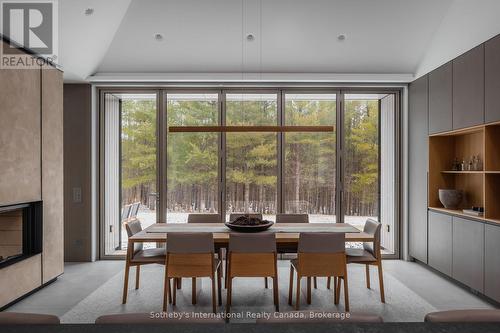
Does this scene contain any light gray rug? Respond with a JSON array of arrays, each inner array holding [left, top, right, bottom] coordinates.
[[61, 261, 436, 323]]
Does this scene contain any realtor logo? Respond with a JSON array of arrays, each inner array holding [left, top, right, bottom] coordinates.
[[1, 0, 58, 58]]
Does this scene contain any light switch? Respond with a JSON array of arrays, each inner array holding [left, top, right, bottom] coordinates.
[[73, 187, 82, 203]]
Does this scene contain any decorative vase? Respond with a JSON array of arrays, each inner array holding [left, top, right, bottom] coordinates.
[[438, 189, 463, 209]]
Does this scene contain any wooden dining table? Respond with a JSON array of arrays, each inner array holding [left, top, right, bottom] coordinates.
[[128, 222, 374, 245]]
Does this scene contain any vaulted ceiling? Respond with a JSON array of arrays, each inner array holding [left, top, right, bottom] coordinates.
[[58, 0, 500, 82]]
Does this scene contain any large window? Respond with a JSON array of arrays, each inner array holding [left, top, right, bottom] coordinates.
[[166, 93, 219, 223], [283, 93, 336, 222], [101, 89, 399, 257], [225, 93, 278, 221]]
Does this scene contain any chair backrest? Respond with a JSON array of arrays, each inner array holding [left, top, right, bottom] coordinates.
[[95, 313, 225, 324], [297, 233, 346, 277], [187, 213, 221, 223], [424, 309, 500, 323], [129, 202, 140, 218], [0, 312, 60, 325], [363, 218, 382, 258], [229, 232, 276, 253], [256, 311, 383, 323], [276, 214, 309, 224], [125, 220, 143, 254], [298, 232, 345, 253], [229, 213, 263, 222], [167, 232, 214, 254], [121, 204, 132, 221]]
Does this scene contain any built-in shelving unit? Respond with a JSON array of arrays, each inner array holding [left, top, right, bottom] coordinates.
[[428, 122, 500, 223]]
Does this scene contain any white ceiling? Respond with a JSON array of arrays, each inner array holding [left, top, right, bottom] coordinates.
[[56, 0, 500, 83]]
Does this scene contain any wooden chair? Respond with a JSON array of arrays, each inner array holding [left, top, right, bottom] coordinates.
[[95, 313, 225, 324], [0, 312, 60, 324], [424, 310, 500, 322], [342, 218, 385, 303], [122, 220, 166, 304], [187, 214, 225, 289], [289, 233, 349, 311], [163, 232, 221, 313], [256, 311, 383, 323], [226, 233, 279, 316]]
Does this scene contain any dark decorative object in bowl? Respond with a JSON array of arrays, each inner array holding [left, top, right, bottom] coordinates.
[[225, 215, 274, 232], [438, 189, 464, 209]]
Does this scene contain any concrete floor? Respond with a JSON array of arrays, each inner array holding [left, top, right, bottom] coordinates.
[[5, 260, 495, 322]]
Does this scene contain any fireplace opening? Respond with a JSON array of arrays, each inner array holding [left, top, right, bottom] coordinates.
[[0, 201, 42, 269]]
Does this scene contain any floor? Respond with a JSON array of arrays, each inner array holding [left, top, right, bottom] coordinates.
[[5, 260, 494, 323]]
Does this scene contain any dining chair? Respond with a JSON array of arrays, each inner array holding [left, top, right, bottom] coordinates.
[[341, 218, 385, 303], [187, 214, 225, 289], [226, 233, 279, 316], [424, 310, 500, 322], [289, 232, 349, 311], [163, 232, 222, 313], [229, 213, 263, 221], [256, 311, 383, 323], [122, 220, 166, 304], [95, 313, 225, 324], [0, 312, 60, 324]]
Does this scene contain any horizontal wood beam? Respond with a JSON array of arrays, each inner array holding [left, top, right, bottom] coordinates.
[[168, 126, 335, 133]]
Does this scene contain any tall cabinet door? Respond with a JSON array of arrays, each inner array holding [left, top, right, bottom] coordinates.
[[429, 62, 452, 134], [452, 45, 485, 129], [408, 76, 429, 263], [485, 35, 500, 123], [428, 211, 452, 275], [452, 217, 484, 293], [484, 224, 500, 302]]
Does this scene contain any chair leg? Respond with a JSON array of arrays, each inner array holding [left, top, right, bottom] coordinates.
[[217, 266, 222, 306], [122, 262, 130, 304], [295, 275, 301, 310], [173, 279, 177, 305], [288, 265, 294, 306], [226, 277, 232, 318], [313, 276, 317, 289], [211, 277, 216, 314], [327, 276, 331, 290], [192, 277, 197, 305], [307, 277, 312, 304], [177, 278, 182, 289], [135, 265, 141, 290], [163, 277, 170, 312], [273, 276, 279, 312], [343, 276, 350, 312], [264, 277, 268, 289], [365, 264, 371, 289], [225, 258, 229, 289], [378, 261, 386, 303], [335, 277, 341, 304]]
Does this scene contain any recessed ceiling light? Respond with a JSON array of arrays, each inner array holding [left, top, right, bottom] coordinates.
[[154, 33, 164, 41], [246, 33, 255, 41], [84, 8, 94, 16], [337, 34, 346, 41]]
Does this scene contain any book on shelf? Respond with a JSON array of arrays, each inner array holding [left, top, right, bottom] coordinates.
[[462, 209, 484, 217]]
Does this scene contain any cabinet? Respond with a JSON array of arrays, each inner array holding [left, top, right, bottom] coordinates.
[[485, 34, 500, 123], [408, 76, 429, 263], [452, 45, 484, 130], [452, 217, 484, 292], [484, 224, 500, 302], [428, 211, 452, 275], [429, 62, 453, 134]]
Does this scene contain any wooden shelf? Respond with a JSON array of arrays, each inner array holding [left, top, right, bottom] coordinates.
[[441, 171, 484, 174], [428, 207, 500, 225]]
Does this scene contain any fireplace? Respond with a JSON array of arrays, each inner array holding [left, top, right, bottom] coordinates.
[[0, 202, 42, 269]]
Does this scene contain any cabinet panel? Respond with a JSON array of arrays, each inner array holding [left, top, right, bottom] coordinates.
[[453, 45, 485, 129], [452, 217, 484, 292], [409, 76, 429, 263], [429, 62, 452, 134], [428, 211, 452, 275], [485, 35, 500, 123], [485, 224, 500, 302]]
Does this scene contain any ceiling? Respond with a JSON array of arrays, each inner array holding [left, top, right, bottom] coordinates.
[[57, 0, 500, 83]]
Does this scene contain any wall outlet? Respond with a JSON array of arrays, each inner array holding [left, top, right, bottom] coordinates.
[[72, 187, 82, 203]]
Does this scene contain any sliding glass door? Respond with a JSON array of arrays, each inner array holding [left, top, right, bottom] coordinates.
[[100, 88, 399, 257]]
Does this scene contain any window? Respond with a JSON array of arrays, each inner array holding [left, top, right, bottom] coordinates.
[[283, 93, 336, 222], [225, 93, 278, 221], [166, 93, 220, 223]]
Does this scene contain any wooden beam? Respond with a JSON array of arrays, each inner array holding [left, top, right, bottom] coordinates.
[[168, 125, 335, 133]]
